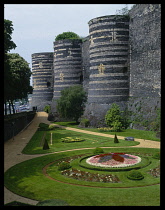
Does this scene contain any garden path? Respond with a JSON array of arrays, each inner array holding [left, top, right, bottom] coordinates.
[[4, 112, 160, 205]]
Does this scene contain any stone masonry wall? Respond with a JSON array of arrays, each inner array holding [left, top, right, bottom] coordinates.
[[128, 4, 161, 130]]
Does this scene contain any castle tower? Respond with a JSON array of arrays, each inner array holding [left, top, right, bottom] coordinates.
[[84, 15, 130, 126], [52, 39, 82, 108], [31, 52, 54, 111]]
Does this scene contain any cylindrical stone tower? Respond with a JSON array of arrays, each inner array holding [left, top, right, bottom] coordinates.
[[88, 15, 129, 103], [84, 15, 129, 126], [31, 52, 54, 111], [53, 39, 82, 103]]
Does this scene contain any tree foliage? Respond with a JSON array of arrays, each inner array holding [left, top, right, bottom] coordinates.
[[105, 103, 123, 131], [4, 19, 17, 53], [57, 85, 87, 122], [55, 31, 80, 41], [4, 53, 33, 114]]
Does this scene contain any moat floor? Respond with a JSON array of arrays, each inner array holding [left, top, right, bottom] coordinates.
[[4, 112, 160, 205]]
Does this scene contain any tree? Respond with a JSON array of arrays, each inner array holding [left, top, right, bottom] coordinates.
[[4, 19, 17, 53], [105, 103, 123, 131], [57, 85, 87, 123], [4, 53, 33, 114], [55, 31, 80, 41]]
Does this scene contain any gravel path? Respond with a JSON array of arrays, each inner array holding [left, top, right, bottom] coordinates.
[[4, 112, 160, 205]]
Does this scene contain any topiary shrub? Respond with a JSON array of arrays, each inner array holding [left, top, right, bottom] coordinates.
[[58, 161, 71, 171], [36, 199, 69, 206], [93, 147, 104, 155], [127, 170, 144, 180], [43, 138, 50, 150], [114, 134, 119, 143]]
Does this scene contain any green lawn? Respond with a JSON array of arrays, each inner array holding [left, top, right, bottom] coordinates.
[[4, 148, 160, 206], [22, 125, 139, 155], [54, 121, 160, 141]]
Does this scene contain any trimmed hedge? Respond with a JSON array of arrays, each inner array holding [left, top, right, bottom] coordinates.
[[79, 155, 151, 172], [127, 170, 144, 180]]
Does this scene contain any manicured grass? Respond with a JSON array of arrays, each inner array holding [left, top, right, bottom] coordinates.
[[22, 126, 139, 154], [4, 148, 160, 206], [54, 121, 160, 141]]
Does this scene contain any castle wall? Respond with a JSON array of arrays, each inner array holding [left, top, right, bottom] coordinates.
[[128, 4, 161, 130], [31, 4, 161, 130], [83, 15, 130, 126], [31, 52, 54, 111], [51, 39, 82, 113]]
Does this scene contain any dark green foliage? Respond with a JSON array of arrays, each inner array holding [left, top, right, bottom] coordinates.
[[55, 31, 80, 41], [38, 123, 49, 131], [93, 147, 104, 155], [127, 170, 144, 180], [36, 199, 69, 206], [58, 161, 71, 171], [4, 19, 17, 53], [152, 152, 160, 160], [44, 105, 51, 113], [43, 138, 50, 150], [114, 134, 119, 143], [80, 118, 90, 127], [57, 85, 87, 123]]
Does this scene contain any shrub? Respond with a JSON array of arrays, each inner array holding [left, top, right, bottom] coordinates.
[[127, 170, 144, 180], [152, 152, 160, 160], [105, 103, 123, 131], [43, 138, 50, 150], [48, 124, 55, 130], [93, 147, 104, 155], [114, 134, 119, 143], [44, 105, 51, 113], [80, 118, 90, 127], [58, 161, 71, 171], [38, 123, 49, 131]]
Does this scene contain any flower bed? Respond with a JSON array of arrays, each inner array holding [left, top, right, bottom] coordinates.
[[86, 153, 141, 168], [61, 137, 85, 143], [61, 168, 120, 183]]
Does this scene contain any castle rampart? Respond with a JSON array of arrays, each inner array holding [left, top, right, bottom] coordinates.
[[31, 4, 161, 129]]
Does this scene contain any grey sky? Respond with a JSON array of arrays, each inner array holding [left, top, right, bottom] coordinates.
[[4, 4, 134, 85]]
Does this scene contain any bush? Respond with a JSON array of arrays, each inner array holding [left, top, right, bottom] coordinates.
[[44, 105, 51, 113], [38, 123, 49, 131], [127, 170, 144, 180], [93, 147, 104, 155], [114, 134, 119, 143], [58, 161, 71, 171], [48, 124, 55, 130], [36, 199, 69, 206], [43, 138, 50, 150], [152, 152, 160, 160], [80, 118, 90, 127], [105, 103, 123, 131]]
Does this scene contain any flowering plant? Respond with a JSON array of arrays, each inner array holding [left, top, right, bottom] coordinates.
[[86, 153, 141, 168]]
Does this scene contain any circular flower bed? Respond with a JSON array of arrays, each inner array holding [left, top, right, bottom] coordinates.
[[86, 153, 141, 168]]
